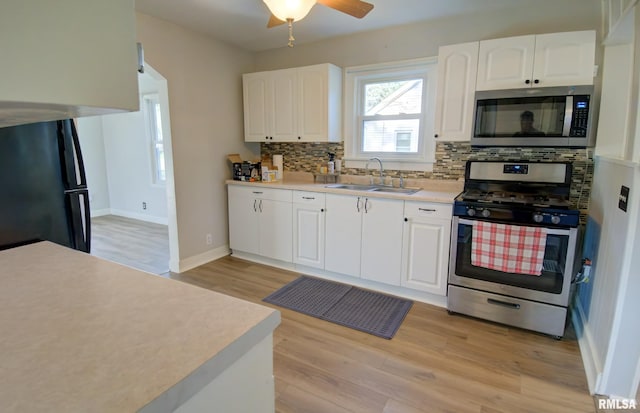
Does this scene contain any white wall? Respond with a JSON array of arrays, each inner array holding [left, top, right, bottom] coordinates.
[[253, 1, 601, 70], [101, 97, 169, 224], [573, 2, 640, 400], [76, 73, 170, 225], [76, 117, 110, 215], [135, 13, 259, 267]]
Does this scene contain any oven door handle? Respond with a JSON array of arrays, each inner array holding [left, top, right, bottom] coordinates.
[[456, 218, 574, 235], [487, 298, 521, 310]]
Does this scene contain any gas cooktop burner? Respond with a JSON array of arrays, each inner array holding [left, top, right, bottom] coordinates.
[[454, 161, 580, 228], [458, 190, 571, 209]]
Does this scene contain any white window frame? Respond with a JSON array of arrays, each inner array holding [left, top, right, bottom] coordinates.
[[344, 57, 438, 172], [142, 93, 166, 186]]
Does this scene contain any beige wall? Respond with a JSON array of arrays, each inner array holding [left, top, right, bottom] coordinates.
[[254, 2, 601, 70], [136, 13, 259, 262]]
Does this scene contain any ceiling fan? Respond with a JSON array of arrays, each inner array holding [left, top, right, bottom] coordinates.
[[263, 0, 375, 47]]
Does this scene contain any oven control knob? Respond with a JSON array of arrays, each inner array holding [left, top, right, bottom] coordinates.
[[551, 215, 561, 225], [467, 208, 476, 217], [533, 213, 544, 223], [481, 209, 491, 218]]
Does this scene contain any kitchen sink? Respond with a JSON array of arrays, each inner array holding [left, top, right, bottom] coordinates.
[[325, 183, 421, 195], [324, 183, 377, 191], [370, 186, 421, 195]]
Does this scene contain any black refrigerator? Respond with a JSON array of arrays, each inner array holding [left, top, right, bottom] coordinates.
[[0, 120, 90, 252]]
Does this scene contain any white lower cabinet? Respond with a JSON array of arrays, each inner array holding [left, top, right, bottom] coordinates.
[[292, 191, 326, 269], [401, 201, 453, 296], [325, 194, 404, 286], [325, 194, 363, 276], [228, 185, 292, 262], [229, 184, 454, 300]]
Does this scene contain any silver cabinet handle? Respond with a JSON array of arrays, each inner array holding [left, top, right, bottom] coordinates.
[[252, 191, 263, 194], [253, 199, 257, 212], [302, 197, 315, 200], [364, 198, 370, 213], [487, 298, 521, 309], [259, 199, 263, 213], [419, 208, 436, 212], [356, 197, 361, 212]]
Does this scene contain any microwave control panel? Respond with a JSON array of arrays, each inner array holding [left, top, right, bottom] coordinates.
[[570, 96, 590, 137]]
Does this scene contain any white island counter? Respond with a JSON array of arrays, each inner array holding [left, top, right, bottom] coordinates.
[[0, 241, 280, 412]]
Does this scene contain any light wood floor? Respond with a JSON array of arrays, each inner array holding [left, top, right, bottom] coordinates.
[[172, 256, 599, 413], [90, 215, 170, 275]]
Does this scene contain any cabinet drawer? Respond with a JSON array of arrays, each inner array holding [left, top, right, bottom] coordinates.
[[293, 191, 325, 206], [447, 285, 567, 337], [230, 185, 292, 202], [404, 201, 452, 220]]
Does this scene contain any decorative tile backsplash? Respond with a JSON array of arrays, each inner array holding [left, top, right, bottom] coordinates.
[[261, 141, 594, 214]]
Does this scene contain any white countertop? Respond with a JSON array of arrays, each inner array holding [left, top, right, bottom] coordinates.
[[0, 241, 280, 412], [226, 175, 463, 203]]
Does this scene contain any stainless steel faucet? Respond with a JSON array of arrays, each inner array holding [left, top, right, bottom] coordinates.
[[365, 157, 384, 185]]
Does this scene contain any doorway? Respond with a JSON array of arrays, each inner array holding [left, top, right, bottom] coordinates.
[[77, 63, 179, 275]]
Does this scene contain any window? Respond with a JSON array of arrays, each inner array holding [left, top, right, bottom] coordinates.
[[344, 58, 437, 171], [143, 94, 166, 185]]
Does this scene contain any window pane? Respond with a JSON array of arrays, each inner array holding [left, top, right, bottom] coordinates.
[[362, 119, 420, 153], [153, 103, 163, 143], [364, 79, 423, 116]]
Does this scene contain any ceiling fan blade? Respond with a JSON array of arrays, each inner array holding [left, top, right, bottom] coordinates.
[[267, 14, 286, 28], [316, 0, 374, 18]]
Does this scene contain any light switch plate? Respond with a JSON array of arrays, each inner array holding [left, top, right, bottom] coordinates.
[[619, 186, 629, 212]]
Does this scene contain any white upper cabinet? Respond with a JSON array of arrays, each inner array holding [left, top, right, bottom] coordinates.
[[243, 63, 342, 142], [532, 31, 597, 87], [434, 41, 479, 141], [243, 69, 297, 142], [297, 64, 342, 142], [0, 0, 139, 128], [476, 31, 596, 90]]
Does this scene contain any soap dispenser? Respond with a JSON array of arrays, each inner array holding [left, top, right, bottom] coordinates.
[[327, 152, 335, 174]]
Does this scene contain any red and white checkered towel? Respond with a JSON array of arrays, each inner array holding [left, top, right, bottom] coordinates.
[[471, 221, 547, 276]]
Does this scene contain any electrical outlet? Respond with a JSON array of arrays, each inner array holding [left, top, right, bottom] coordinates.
[[206, 233, 213, 245], [142, 202, 147, 210]]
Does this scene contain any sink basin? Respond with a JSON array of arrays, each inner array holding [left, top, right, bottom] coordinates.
[[370, 186, 421, 195], [325, 184, 377, 191], [325, 183, 421, 195]]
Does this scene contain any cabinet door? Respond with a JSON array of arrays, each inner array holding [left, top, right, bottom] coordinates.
[[228, 186, 260, 254], [298, 65, 328, 142], [434, 42, 479, 141], [532, 31, 596, 87], [325, 194, 362, 276], [476, 35, 536, 90], [293, 203, 325, 268], [360, 197, 404, 286], [271, 69, 298, 141], [401, 217, 451, 295], [243, 74, 271, 142], [259, 199, 293, 262]]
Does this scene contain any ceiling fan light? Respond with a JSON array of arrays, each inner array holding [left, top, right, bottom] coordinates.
[[263, 0, 316, 22]]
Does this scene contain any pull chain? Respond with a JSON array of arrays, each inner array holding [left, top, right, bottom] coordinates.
[[287, 18, 295, 48]]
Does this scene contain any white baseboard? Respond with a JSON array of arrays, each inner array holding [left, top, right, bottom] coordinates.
[[229, 250, 447, 308], [90, 209, 111, 217], [177, 245, 231, 273], [572, 301, 602, 395], [109, 209, 168, 225]]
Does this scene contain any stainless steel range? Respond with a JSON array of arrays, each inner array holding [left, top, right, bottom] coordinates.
[[448, 161, 580, 338]]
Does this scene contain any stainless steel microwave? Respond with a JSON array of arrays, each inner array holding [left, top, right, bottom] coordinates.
[[471, 85, 595, 147]]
